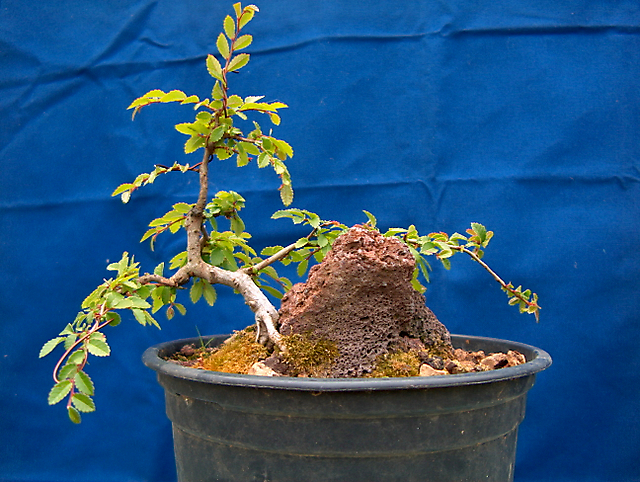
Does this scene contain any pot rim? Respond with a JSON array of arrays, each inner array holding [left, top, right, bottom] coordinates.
[[142, 334, 551, 392]]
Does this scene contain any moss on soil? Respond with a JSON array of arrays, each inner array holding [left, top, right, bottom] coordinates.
[[280, 332, 339, 377], [198, 326, 269, 374], [367, 350, 422, 378]]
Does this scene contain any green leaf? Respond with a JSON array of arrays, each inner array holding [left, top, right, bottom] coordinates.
[[230, 216, 245, 235], [228, 53, 250, 72], [175, 123, 198, 135], [233, 2, 242, 18], [174, 303, 187, 316], [132, 308, 147, 326], [212, 81, 224, 100], [237, 148, 249, 167], [268, 113, 281, 125], [224, 15, 236, 39], [160, 90, 187, 103], [72, 393, 96, 413], [75, 371, 94, 396], [57, 363, 77, 381], [209, 125, 226, 143], [190, 280, 203, 303], [87, 338, 110, 357], [261, 285, 284, 300], [106, 311, 121, 327], [239, 5, 258, 29], [128, 296, 151, 309], [40, 337, 64, 358], [216, 32, 230, 59], [145, 311, 162, 329], [296, 259, 309, 278], [206, 54, 224, 82], [202, 283, 217, 306], [185, 135, 206, 154], [363, 210, 377, 228], [280, 183, 294, 207], [234, 34, 252, 51], [48, 380, 72, 405], [111, 183, 134, 197], [68, 406, 81, 424], [471, 222, 487, 243], [181, 95, 200, 104]]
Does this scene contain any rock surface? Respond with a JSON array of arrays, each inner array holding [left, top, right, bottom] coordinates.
[[277, 226, 454, 377]]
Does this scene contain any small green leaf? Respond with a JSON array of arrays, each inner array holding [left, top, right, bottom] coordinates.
[[363, 210, 377, 228], [72, 393, 96, 413], [224, 15, 236, 39], [230, 216, 245, 235], [190, 280, 203, 303], [268, 113, 281, 125], [237, 149, 249, 167], [48, 380, 72, 405], [160, 90, 187, 103], [132, 308, 147, 326], [261, 285, 284, 300], [280, 183, 294, 207], [128, 296, 151, 309], [68, 406, 81, 424], [206, 54, 224, 82], [202, 283, 217, 306], [67, 350, 86, 365], [185, 135, 206, 154], [40, 337, 64, 358], [212, 81, 224, 100], [180, 95, 200, 104], [209, 125, 226, 143], [216, 32, 230, 59], [75, 371, 94, 396], [233, 2, 242, 18], [228, 53, 250, 72], [111, 183, 134, 197], [87, 338, 110, 357], [239, 5, 258, 29], [175, 123, 198, 135], [57, 363, 77, 381], [296, 259, 309, 278], [234, 34, 252, 51]]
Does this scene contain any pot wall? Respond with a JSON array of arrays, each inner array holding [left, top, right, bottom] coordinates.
[[143, 335, 551, 482]]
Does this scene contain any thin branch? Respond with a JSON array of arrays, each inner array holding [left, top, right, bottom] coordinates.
[[245, 242, 298, 274], [455, 245, 540, 320]]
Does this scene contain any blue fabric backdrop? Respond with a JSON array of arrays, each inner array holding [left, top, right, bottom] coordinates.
[[2, 1, 639, 481]]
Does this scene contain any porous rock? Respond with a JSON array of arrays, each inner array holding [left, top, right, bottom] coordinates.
[[278, 226, 454, 377]]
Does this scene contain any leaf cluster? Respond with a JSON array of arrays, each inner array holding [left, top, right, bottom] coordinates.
[[254, 209, 348, 298], [121, 2, 294, 206], [40, 253, 156, 423]]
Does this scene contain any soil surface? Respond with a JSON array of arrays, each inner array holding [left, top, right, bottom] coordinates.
[[166, 226, 526, 377]]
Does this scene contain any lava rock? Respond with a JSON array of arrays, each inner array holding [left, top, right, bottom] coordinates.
[[278, 226, 453, 377]]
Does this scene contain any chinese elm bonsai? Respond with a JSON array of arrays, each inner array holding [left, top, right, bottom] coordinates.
[[41, 3, 540, 423]]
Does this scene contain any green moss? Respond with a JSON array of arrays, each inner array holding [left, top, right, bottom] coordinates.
[[368, 350, 421, 378], [281, 333, 339, 377], [200, 326, 269, 374]]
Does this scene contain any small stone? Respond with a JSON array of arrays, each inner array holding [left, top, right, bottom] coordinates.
[[180, 344, 196, 357], [480, 353, 509, 370], [507, 350, 526, 366], [247, 361, 281, 377], [420, 364, 448, 377], [425, 356, 445, 370], [445, 360, 462, 374]]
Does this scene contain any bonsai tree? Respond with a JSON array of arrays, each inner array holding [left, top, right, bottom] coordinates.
[[41, 3, 540, 423]]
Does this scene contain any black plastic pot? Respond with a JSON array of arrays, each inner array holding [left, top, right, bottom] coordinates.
[[143, 334, 551, 482]]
